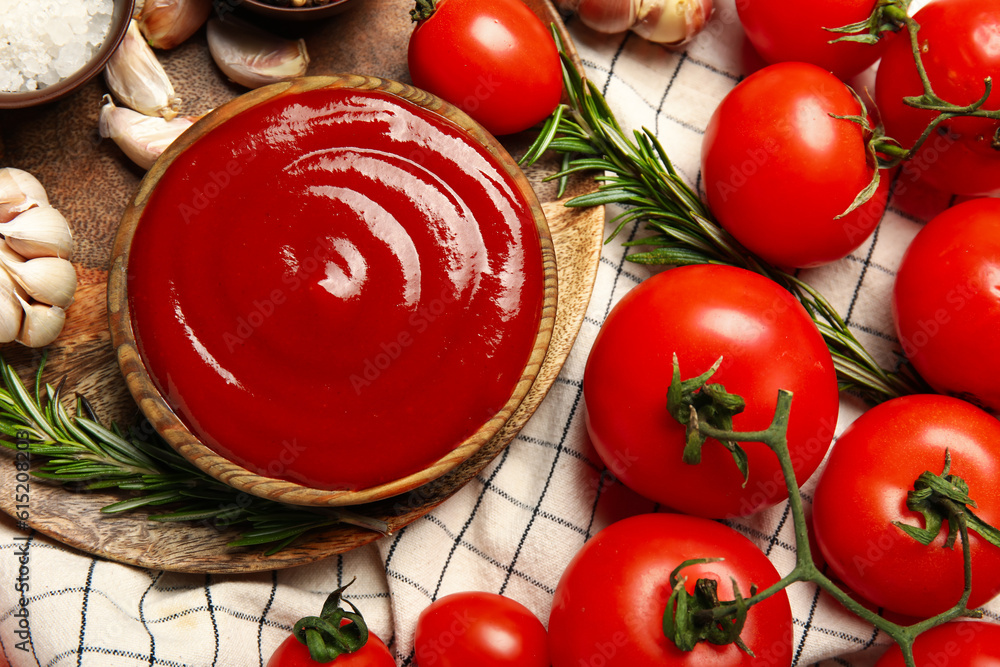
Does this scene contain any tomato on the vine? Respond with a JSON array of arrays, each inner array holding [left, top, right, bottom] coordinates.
[[407, 0, 563, 136], [266, 582, 395, 667], [893, 198, 1000, 415], [875, 621, 1000, 666], [737, 0, 884, 81], [413, 591, 548, 667], [813, 394, 1000, 619], [701, 61, 888, 269], [583, 264, 840, 518], [875, 0, 1000, 197], [267, 631, 394, 667], [548, 513, 793, 667]]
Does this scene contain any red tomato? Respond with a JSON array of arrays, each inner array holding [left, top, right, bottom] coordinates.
[[875, 621, 1000, 666], [407, 0, 562, 136], [583, 264, 840, 518], [548, 513, 793, 667], [813, 395, 1000, 619], [413, 591, 548, 667], [701, 61, 889, 269], [892, 198, 1000, 414], [737, 0, 883, 81], [875, 0, 1000, 197], [266, 629, 395, 667]]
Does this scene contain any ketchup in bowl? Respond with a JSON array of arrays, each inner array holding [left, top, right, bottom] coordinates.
[[124, 82, 549, 494]]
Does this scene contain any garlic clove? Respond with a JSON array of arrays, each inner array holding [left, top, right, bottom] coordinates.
[[0, 268, 24, 344], [0, 206, 75, 260], [633, 0, 714, 45], [0, 168, 49, 224], [206, 18, 310, 90], [99, 95, 198, 170], [0, 254, 77, 309], [105, 20, 183, 120], [139, 0, 213, 50], [16, 295, 66, 348], [0, 242, 26, 266], [576, 0, 641, 35]]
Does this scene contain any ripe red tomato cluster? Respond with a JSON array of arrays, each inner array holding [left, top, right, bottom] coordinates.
[[710, 0, 1000, 412], [580, 1, 1000, 663], [710, 0, 1000, 272]]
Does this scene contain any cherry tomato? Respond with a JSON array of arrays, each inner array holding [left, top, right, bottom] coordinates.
[[875, 621, 1000, 666], [548, 513, 793, 667], [875, 0, 1000, 197], [266, 630, 395, 667], [737, 0, 884, 81], [701, 61, 889, 269], [407, 0, 562, 136], [413, 591, 548, 667], [892, 198, 1000, 414], [583, 264, 840, 518], [813, 394, 1000, 619]]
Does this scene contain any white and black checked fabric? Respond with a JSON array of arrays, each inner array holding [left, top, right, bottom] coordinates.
[[1, 1, 997, 664]]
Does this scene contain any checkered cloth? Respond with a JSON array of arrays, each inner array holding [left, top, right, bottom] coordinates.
[[1, 1, 997, 664]]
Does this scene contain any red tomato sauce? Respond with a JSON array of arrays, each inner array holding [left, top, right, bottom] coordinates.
[[128, 87, 545, 491]]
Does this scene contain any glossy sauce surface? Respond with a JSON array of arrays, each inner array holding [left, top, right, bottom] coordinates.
[[128, 87, 544, 490]]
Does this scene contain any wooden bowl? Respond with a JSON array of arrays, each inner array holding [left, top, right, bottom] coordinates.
[[108, 74, 558, 508], [0, 0, 134, 109], [239, 0, 360, 21]]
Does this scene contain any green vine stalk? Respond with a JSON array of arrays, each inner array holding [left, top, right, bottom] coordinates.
[[664, 359, 988, 667]]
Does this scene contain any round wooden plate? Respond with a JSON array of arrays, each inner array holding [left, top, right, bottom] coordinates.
[[0, 0, 605, 573]]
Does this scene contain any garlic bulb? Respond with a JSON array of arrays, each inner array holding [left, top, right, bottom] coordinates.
[[559, 0, 713, 45], [105, 20, 183, 120], [139, 0, 213, 49], [16, 295, 66, 349], [206, 18, 310, 89], [0, 252, 77, 309], [0, 268, 24, 344], [0, 206, 74, 260], [99, 95, 198, 170], [0, 167, 78, 348], [0, 168, 49, 224]]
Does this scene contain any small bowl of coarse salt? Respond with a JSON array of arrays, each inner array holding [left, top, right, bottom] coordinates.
[[0, 0, 135, 109]]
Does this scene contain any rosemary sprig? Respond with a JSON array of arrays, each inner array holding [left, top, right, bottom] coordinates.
[[524, 32, 928, 405], [0, 355, 388, 555]]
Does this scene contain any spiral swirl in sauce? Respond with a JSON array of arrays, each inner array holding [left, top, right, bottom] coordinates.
[[128, 88, 545, 490]]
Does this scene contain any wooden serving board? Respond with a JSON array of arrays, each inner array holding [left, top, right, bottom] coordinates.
[[0, 0, 605, 573]]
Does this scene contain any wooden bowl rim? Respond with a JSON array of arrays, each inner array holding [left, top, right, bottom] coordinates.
[[108, 74, 558, 507], [0, 0, 135, 110]]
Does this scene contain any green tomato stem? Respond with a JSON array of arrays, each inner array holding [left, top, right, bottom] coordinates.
[[666, 361, 983, 667]]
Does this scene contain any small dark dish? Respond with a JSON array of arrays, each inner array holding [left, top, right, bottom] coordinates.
[[240, 0, 360, 21], [0, 0, 134, 110]]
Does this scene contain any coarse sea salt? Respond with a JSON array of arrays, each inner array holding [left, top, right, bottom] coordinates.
[[0, 0, 114, 94]]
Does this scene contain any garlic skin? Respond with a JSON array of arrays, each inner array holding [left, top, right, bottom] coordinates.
[[633, 0, 713, 45], [0, 268, 25, 344], [0, 253, 77, 309], [105, 20, 183, 120], [99, 95, 197, 170], [576, 0, 641, 35], [0, 168, 49, 224], [206, 18, 310, 89], [139, 0, 213, 49], [0, 206, 74, 260], [559, 0, 713, 44], [16, 295, 66, 349]]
